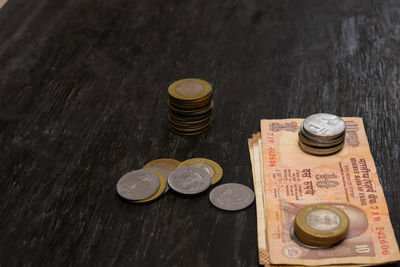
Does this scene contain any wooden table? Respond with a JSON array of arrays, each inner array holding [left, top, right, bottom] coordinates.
[[0, 0, 399, 266]]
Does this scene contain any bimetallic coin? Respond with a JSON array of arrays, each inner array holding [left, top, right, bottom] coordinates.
[[144, 167, 170, 193], [116, 169, 161, 201], [143, 158, 181, 173], [133, 169, 167, 203], [294, 204, 350, 247], [298, 140, 344, 156], [168, 78, 212, 101], [178, 158, 223, 184], [303, 113, 346, 139], [168, 166, 212, 195], [209, 183, 254, 211]]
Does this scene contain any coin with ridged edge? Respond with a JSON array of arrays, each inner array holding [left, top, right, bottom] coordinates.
[[168, 78, 213, 136], [298, 130, 345, 148], [294, 204, 350, 247], [132, 169, 167, 203], [167, 166, 212, 195], [116, 169, 161, 201], [209, 183, 254, 211], [298, 140, 344, 156], [178, 158, 223, 185]]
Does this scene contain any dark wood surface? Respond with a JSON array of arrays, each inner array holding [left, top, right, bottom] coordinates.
[[1, 0, 400, 266]]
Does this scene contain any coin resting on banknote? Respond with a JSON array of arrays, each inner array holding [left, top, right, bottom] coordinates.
[[299, 113, 346, 156], [293, 204, 350, 247], [249, 117, 400, 266]]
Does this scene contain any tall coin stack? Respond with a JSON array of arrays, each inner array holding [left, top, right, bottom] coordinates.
[[168, 78, 213, 136], [298, 113, 346, 156]]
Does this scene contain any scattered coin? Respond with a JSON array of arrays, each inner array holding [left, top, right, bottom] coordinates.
[[144, 166, 170, 193], [116, 169, 161, 201], [168, 166, 212, 195], [143, 158, 181, 173], [298, 113, 346, 155], [178, 158, 223, 184], [132, 169, 168, 204], [293, 204, 350, 247], [209, 183, 254, 211], [168, 78, 213, 136]]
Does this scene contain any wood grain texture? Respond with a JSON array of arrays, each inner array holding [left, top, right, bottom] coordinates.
[[0, 0, 399, 266]]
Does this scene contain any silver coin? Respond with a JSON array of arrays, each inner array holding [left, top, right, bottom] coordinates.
[[303, 114, 346, 138], [209, 183, 255, 211], [306, 209, 341, 231], [116, 169, 161, 201], [168, 166, 211, 195], [298, 140, 344, 156], [187, 163, 215, 177], [144, 167, 170, 193], [298, 130, 345, 147]]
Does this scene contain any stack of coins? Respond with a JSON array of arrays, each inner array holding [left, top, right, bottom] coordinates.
[[299, 113, 346, 156], [293, 204, 350, 247], [168, 78, 213, 136]]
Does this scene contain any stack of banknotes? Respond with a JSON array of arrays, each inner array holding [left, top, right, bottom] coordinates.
[[248, 117, 400, 266]]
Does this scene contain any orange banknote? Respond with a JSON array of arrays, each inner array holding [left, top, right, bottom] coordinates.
[[260, 118, 400, 266]]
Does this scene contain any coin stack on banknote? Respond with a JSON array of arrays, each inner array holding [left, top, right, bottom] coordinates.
[[298, 113, 346, 155], [168, 78, 213, 135], [248, 117, 400, 266], [116, 157, 254, 211]]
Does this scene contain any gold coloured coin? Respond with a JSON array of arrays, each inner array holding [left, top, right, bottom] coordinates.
[[178, 158, 223, 184], [143, 158, 181, 173], [132, 169, 167, 203], [168, 78, 212, 101], [294, 204, 350, 247]]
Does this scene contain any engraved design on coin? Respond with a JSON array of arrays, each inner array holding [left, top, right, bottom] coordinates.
[[303, 113, 345, 137], [209, 183, 254, 211], [144, 166, 170, 193], [306, 209, 341, 231], [175, 81, 205, 96], [190, 163, 215, 177], [168, 166, 211, 195], [116, 170, 161, 201]]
